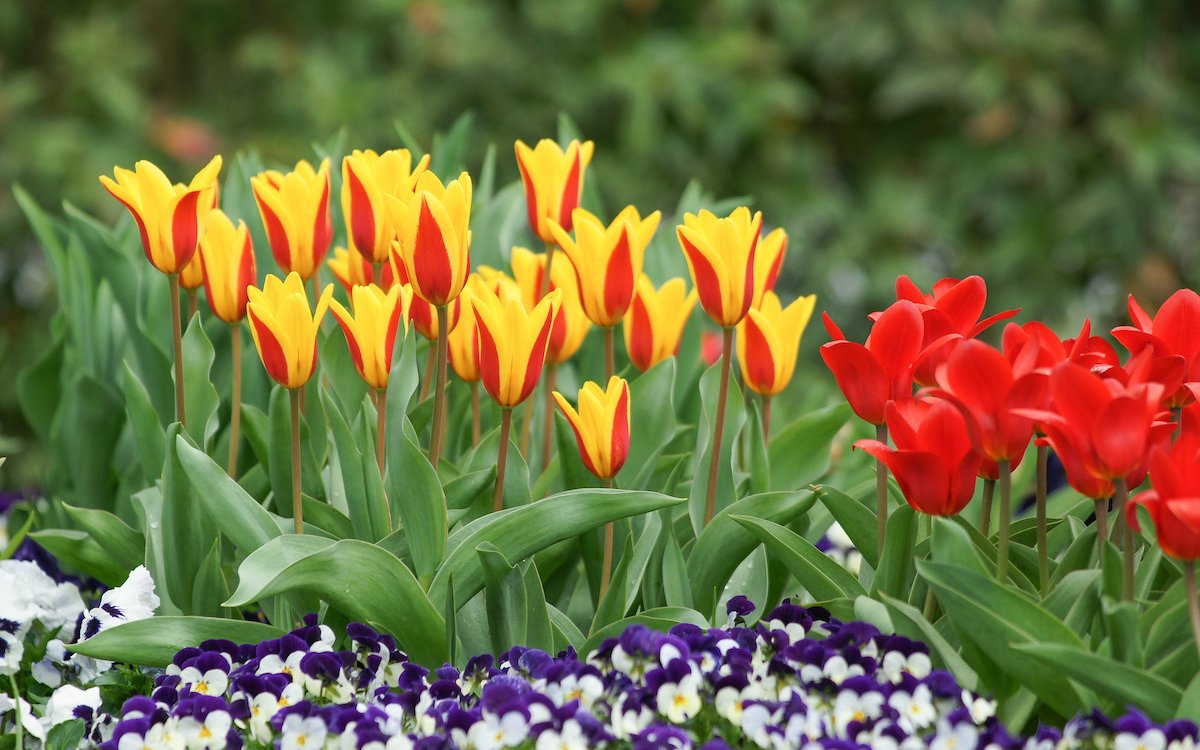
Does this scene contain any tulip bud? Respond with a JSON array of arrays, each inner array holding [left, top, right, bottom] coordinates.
[[198, 209, 256, 324], [676, 207, 762, 328], [251, 160, 333, 280], [553, 376, 631, 480], [510, 246, 590, 364], [329, 284, 413, 390], [387, 171, 472, 308], [515, 139, 595, 243], [623, 276, 698, 373], [736, 292, 816, 397], [247, 273, 333, 390], [341, 148, 431, 264], [472, 286, 561, 408]]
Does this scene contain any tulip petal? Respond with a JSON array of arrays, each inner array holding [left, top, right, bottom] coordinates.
[[677, 229, 725, 325], [741, 311, 777, 396], [603, 227, 635, 322], [1092, 396, 1150, 478], [474, 308, 505, 405], [345, 160, 377, 258], [170, 190, 204, 272], [868, 300, 923, 394], [627, 292, 656, 372], [412, 197, 455, 306], [517, 305, 555, 405], [820, 341, 889, 425], [100, 176, 155, 269], [610, 381, 630, 477], [249, 310, 291, 387], [255, 189, 295, 273], [558, 148, 582, 234], [554, 392, 600, 477]]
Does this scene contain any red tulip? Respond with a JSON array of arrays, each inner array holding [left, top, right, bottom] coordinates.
[[1128, 405, 1200, 560], [854, 399, 981, 516], [891, 275, 1018, 386], [1000, 319, 1119, 373], [1113, 290, 1200, 407], [1020, 362, 1173, 499], [821, 300, 925, 426], [932, 339, 1046, 473]]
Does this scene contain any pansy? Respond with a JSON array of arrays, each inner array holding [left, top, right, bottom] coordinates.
[[79, 565, 160, 641]]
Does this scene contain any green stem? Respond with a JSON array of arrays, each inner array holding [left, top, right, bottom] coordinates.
[[1115, 478, 1133, 601], [290, 387, 303, 535], [1036, 444, 1049, 593], [762, 397, 772, 442], [471, 381, 481, 447], [227, 324, 242, 477], [169, 273, 187, 427], [1187, 561, 1200, 665], [704, 328, 735, 526], [601, 477, 614, 600], [875, 423, 889, 561], [1095, 498, 1108, 561], [494, 408, 513, 513], [419, 344, 436, 402], [541, 364, 558, 472], [376, 388, 393, 533], [997, 459, 1012, 584], [603, 326, 615, 381], [429, 304, 450, 469], [8, 673, 22, 750], [980, 478, 995, 537]]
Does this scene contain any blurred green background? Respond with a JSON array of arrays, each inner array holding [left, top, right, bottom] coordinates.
[[3, 0, 1200, 485]]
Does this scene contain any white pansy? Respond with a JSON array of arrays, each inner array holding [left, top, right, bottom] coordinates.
[[930, 720, 979, 750], [0, 631, 24, 676], [257, 650, 305, 682], [41, 684, 101, 729], [280, 715, 327, 750], [178, 710, 232, 749], [179, 666, 229, 697], [890, 685, 937, 732], [31, 638, 68, 687], [535, 720, 589, 750], [79, 565, 160, 640], [0, 560, 86, 635], [961, 690, 997, 724], [466, 711, 529, 750], [1116, 729, 1167, 750], [656, 672, 702, 723]]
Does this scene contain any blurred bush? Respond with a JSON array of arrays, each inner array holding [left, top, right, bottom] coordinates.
[[3, 0, 1200, 484]]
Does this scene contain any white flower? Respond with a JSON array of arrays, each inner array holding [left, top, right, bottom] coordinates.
[[41, 684, 101, 730], [79, 566, 160, 640], [832, 689, 884, 734], [258, 651, 305, 683], [0, 692, 47, 741], [880, 651, 932, 683], [0, 631, 24, 676], [280, 714, 327, 750], [31, 638, 69, 687], [1116, 729, 1167, 750], [466, 711, 529, 750], [178, 710, 232, 749], [0, 560, 85, 635], [179, 666, 229, 697], [890, 685, 937, 732], [656, 673, 702, 723], [715, 686, 746, 725], [930, 720, 979, 750], [544, 673, 604, 709], [610, 703, 652, 740], [242, 693, 279, 743], [961, 690, 996, 724], [118, 721, 171, 750], [535, 720, 589, 750], [740, 703, 777, 749]]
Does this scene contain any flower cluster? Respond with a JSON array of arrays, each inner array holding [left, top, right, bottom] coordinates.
[[93, 600, 1197, 750]]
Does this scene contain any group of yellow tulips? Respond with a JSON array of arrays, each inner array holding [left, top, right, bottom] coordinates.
[[99, 139, 816, 589]]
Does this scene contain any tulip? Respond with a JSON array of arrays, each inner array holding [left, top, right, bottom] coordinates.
[[553, 376, 631, 598], [1129, 405, 1200, 659], [330, 283, 414, 530], [472, 285, 562, 511], [750, 227, 787, 309], [736, 291, 817, 437], [341, 148, 431, 266], [198, 209, 257, 476], [822, 299, 927, 557], [328, 245, 395, 292], [931, 339, 1047, 583], [550, 206, 661, 378], [179, 252, 205, 319], [515, 138, 595, 244], [511, 245, 591, 469], [100, 155, 223, 428], [388, 251, 460, 401], [1112, 290, 1200, 409], [252, 159, 334, 294], [854, 399, 981, 517], [449, 281, 483, 446], [892, 275, 1018, 386], [247, 272, 334, 535], [624, 276, 698, 373], [676, 206, 762, 527], [387, 170, 473, 468], [1020, 361, 1174, 598]]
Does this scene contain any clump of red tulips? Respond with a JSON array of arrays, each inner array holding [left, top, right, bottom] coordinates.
[[824, 281, 1200, 658]]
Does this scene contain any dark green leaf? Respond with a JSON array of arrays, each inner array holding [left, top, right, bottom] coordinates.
[[70, 617, 286, 667]]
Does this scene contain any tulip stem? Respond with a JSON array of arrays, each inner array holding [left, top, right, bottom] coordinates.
[[372, 261, 385, 285], [540, 241, 556, 300], [600, 504, 614, 602], [1036, 444, 1049, 593], [704, 328, 735, 526], [419, 345, 436, 402], [980, 479, 995, 537], [430, 305, 450, 469], [520, 389, 535, 457], [169, 273, 187, 427], [875, 423, 888, 561], [1095, 499, 1108, 561], [997, 459, 1012, 584], [227, 324, 242, 477], [542, 364, 558, 472], [1186, 562, 1200, 664], [290, 387, 303, 535], [762, 397, 772, 442], [604, 327, 615, 381], [494, 408, 513, 513], [471, 381, 481, 447], [375, 388, 393, 533], [187, 289, 198, 321], [1174, 406, 1183, 442], [1115, 478, 1134, 601]]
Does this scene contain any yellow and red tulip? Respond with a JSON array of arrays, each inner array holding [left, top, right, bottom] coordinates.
[[198, 209, 257, 324], [751, 227, 787, 309], [246, 272, 334, 390], [514, 139, 595, 243], [624, 275, 698, 373], [389, 251, 460, 341], [328, 245, 395, 293], [329, 283, 414, 390], [736, 291, 817, 397], [549, 206, 661, 328], [448, 282, 482, 383], [387, 171, 472, 308], [341, 148, 431, 264], [251, 159, 334, 280], [472, 286, 562, 408], [553, 376, 631, 480], [511, 246, 590, 364], [676, 207, 763, 328], [99, 155, 222, 275]]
